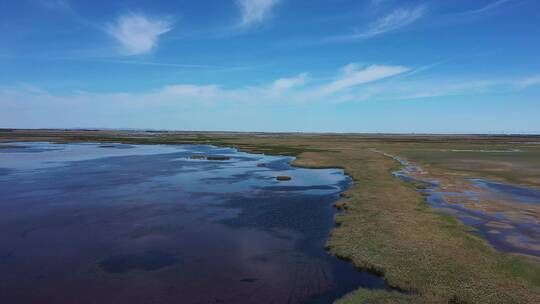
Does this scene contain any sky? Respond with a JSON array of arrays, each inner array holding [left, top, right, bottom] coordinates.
[[1, 0, 539, 133]]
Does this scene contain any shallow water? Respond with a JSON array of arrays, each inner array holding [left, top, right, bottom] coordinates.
[[0, 142, 388, 304], [469, 178, 540, 205], [389, 154, 540, 258]]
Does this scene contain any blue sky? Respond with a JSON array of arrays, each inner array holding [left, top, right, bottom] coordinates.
[[1, 0, 539, 133]]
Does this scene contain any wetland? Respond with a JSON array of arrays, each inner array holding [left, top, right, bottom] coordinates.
[[1, 130, 540, 303]]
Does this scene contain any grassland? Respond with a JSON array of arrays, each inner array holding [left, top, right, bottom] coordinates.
[[368, 139, 540, 190], [1, 129, 540, 303]]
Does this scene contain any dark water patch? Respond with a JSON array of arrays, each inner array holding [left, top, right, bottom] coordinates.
[[259, 185, 337, 192], [98, 144, 134, 149], [0, 144, 62, 153], [220, 193, 340, 240], [0, 168, 12, 176], [188, 154, 234, 161], [206, 155, 231, 161], [99, 251, 178, 273], [0, 145, 25, 149]]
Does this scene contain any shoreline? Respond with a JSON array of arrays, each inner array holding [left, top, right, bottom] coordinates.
[[0, 141, 382, 303]]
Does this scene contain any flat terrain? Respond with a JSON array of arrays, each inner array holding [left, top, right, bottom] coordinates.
[[1, 129, 540, 303]]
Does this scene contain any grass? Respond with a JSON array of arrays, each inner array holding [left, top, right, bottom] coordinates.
[[2, 130, 540, 303], [335, 289, 417, 304], [371, 141, 540, 189]]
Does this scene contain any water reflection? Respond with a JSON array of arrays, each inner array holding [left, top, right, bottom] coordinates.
[[0, 142, 388, 304]]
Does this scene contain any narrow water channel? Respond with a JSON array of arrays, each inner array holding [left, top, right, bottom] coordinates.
[[387, 152, 540, 258]]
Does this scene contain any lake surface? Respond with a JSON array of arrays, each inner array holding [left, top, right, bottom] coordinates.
[[0, 142, 387, 304]]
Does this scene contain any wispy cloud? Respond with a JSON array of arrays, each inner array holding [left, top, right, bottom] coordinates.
[[364, 72, 540, 101], [106, 13, 172, 55], [4, 58, 536, 112], [355, 6, 426, 39], [87, 59, 250, 71], [0, 63, 410, 113], [236, 0, 280, 28], [317, 64, 410, 95], [518, 75, 540, 88], [458, 0, 511, 16], [384, 80, 501, 100], [327, 6, 426, 42]]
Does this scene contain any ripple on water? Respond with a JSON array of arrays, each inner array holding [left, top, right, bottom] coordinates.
[[0, 142, 393, 304]]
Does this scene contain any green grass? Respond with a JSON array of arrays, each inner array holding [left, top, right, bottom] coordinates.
[[336, 289, 417, 304], [224, 142, 327, 156], [373, 141, 540, 188]]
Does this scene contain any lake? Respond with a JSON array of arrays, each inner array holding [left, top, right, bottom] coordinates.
[[0, 142, 388, 303]]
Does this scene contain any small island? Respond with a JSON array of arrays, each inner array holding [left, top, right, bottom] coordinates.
[[206, 156, 231, 161], [189, 155, 231, 161]]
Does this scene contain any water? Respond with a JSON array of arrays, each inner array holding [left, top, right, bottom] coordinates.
[[0, 142, 388, 304], [469, 178, 540, 205], [386, 152, 540, 258]]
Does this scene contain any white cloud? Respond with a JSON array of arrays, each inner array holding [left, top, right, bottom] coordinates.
[[328, 6, 426, 42], [317, 64, 409, 95], [270, 73, 308, 91], [0, 63, 410, 113], [236, 0, 280, 27], [4, 68, 539, 129], [106, 13, 172, 55]]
